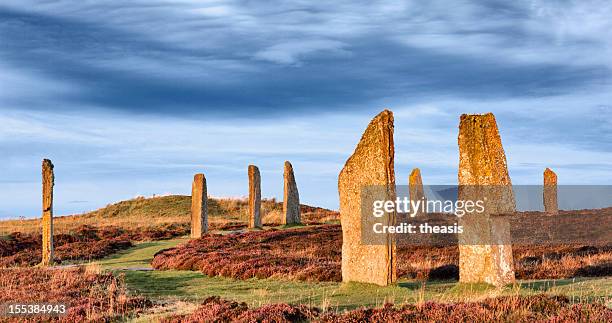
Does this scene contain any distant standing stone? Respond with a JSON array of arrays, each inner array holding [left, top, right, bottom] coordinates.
[[409, 168, 427, 216], [191, 173, 208, 238], [543, 168, 558, 215], [41, 159, 54, 266], [339, 109, 397, 286], [248, 165, 262, 228], [457, 113, 515, 287], [282, 161, 301, 225]]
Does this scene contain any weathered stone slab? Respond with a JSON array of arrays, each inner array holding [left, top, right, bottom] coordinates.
[[409, 168, 426, 217], [457, 113, 515, 287], [191, 173, 208, 238], [248, 165, 262, 228], [543, 168, 558, 215], [339, 109, 397, 286], [41, 159, 54, 266], [282, 161, 300, 225]]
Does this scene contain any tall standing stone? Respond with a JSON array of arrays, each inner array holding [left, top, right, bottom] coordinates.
[[191, 173, 208, 238], [543, 168, 558, 214], [409, 168, 427, 216], [41, 159, 54, 266], [339, 109, 397, 286], [457, 113, 515, 287], [282, 161, 301, 225], [248, 165, 262, 228]]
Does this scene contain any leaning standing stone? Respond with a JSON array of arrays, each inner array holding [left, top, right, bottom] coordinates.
[[282, 161, 301, 225], [41, 159, 54, 266], [543, 168, 558, 215], [339, 109, 397, 286], [457, 113, 515, 287], [191, 173, 208, 238], [248, 165, 262, 228]]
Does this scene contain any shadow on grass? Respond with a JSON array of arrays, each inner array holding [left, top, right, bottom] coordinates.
[[518, 277, 593, 292], [96, 242, 159, 265], [397, 280, 456, 291], [112, 242, 159, 256]]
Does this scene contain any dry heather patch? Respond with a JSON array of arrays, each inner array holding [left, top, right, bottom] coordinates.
[[0, 195, 339, 235], [0, 198, 337, 268], [0, 267, 151, 322], [514, 245, 612, 279], [152, 224, 611, 282], [152, 225, 342, 282], [0, 223, 189, 267], [161, 295, 611, 322]]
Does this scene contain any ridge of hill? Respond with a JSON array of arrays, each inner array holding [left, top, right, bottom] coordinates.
[[0, 195, 338, 235]]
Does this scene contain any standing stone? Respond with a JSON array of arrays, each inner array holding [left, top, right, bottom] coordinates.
[[339, 109, 397, 286], [248, 165, 262, 228], [543, 168, 558, 215], [409, 168, 427, 217], [191, 173, 208, 238], [282, 161, 301, 225], [41, 159, 54, 266], [457, 113, 515, 287]]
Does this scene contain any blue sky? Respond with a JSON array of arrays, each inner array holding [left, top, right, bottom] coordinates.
[[1, 0, 611, 218]]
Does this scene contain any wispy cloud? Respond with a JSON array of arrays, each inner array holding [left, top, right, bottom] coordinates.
[[255, 40, 349, 65], [1, 1, 610, 115]]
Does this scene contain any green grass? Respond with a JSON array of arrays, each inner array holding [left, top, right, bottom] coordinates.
[[119, 270, 611, 311], [94, 238, 189, 270]]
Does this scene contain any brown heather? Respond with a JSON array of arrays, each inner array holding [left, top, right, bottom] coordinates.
[[161, 295, 611, 322], [0, 224, 189, 267], [0, 267, 151, 322], [152, 224, 611, 282]]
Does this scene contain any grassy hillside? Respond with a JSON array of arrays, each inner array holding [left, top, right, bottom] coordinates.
[[0, 195, 338, 235]]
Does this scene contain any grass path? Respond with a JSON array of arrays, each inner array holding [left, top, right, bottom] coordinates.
[[94, 238, 189, 270], [93, 238, 611, 312]]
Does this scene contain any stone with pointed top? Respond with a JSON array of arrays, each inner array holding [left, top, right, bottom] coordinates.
[[191, 173, 208, 238], [457, 113, 515, 287], [339, 109, 397, 286], [248, 165, 262, 228], [282, 161, 300, 225], [409, 168, 427, 217], [543, 168, 558, 215], [41, 159, 54, 266]]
